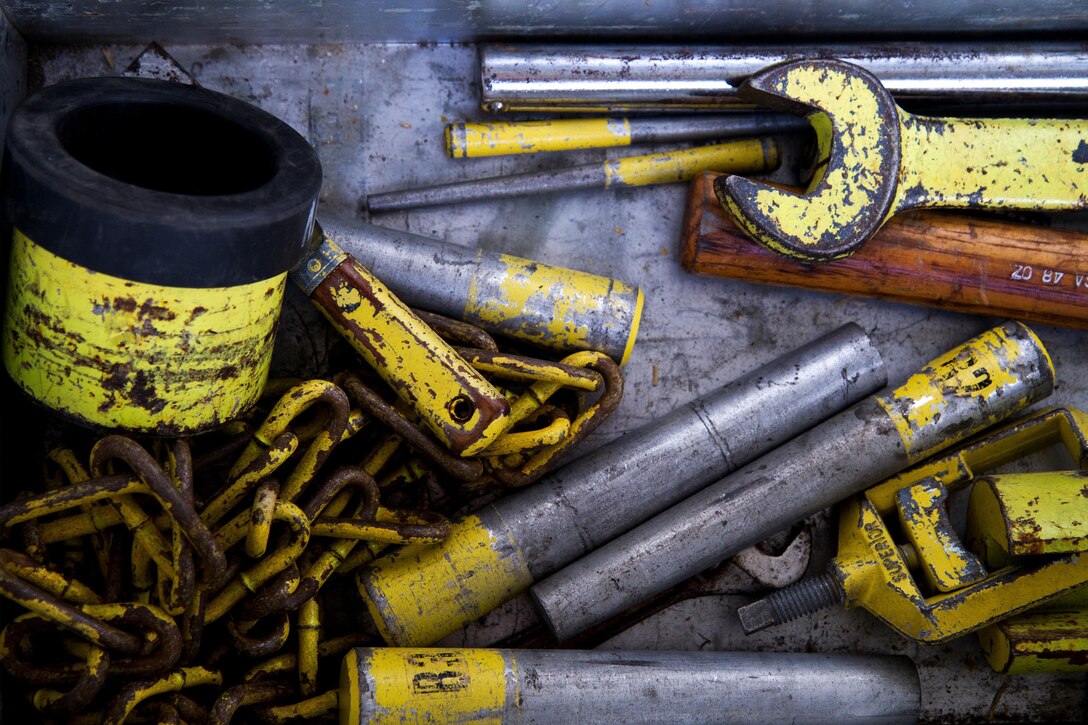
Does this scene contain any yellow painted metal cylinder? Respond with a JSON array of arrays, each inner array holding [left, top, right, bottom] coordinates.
[[355, 512, 532, 646], [446, 118, 629, 157], [603, 138, 778, 187], [979, 609, 1088, 673], [1, 76, 321, 435], [967, 471, 1088, 565], [3, 229, 285, 435]]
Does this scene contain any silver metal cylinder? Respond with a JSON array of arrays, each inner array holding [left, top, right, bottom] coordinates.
[[366, 164, 606, 212], [320, 220, 643, 362], [356, 323, 885, 645], [480, 43, 1088, 113], [342, 648, 921, 724], [531, 321, 1055, 641], [499, 322, 883, 575]]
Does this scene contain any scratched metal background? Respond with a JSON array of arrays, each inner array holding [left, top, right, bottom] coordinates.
[[13, 27, 1088, 722]]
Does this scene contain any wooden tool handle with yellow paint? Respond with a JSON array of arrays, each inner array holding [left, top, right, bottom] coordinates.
[[292, 231, 510, 456]]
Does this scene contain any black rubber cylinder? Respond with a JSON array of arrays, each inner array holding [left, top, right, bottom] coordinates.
[[2, 76, 322, 286]]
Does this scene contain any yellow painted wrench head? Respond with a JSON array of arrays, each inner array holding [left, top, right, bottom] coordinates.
[[714, 58, 902, 262]]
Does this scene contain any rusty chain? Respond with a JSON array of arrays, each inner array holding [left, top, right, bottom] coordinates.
[[0, 310, 623, 721]]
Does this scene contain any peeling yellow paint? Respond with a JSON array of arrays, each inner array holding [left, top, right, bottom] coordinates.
[[447, 118, 629, 158], [356, 513, 533, 646], [464, 253, 643, 365], [874, 325, 1046, 461], [357, 648, 507, 724], [1, 228, 282, 434], [605, 138, 777, 187]]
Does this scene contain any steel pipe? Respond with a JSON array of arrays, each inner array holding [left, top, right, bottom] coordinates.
[[356, 323, 885, 645], [341, 648, 921, 724], [531, 321, 1055, 641], [480, 43, 1088, 113], [321, 220, 643, 363]]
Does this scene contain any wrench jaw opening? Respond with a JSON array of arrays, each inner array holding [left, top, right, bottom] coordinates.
[[714, 58, 903, 263]]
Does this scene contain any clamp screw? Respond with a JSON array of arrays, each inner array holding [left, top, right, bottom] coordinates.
[[737, 571, 845, 635]]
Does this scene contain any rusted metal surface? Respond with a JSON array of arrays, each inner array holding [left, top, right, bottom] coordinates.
[[17, 38, 1088, 723], [740, 406, 1088, 644], [716, 59, 1088, 262], [0, 308, 623, 720]]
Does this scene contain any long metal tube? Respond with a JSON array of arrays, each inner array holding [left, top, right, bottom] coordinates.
[[531, 321, 1055, 641], [341, 648, 921, 724], [356, 323, 885, 645], [320, 220, 643, 363], [365, 137, 779, 212], [445, 113, 809, 157], [480, 43, 1088, 113]]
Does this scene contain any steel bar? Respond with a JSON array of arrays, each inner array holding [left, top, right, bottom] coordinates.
[[356, 323, 885, 645], [342, 648, 921, 724], [319, 220, 643, 363], [445, 113, 809, 157], [530, 321, 1055, 641], [365, 138, 778, 212], [480, 43, 1088, 113]]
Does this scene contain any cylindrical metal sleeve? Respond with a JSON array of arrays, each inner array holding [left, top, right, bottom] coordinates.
[[340, 648, 921, 724], [531, 321, 1054, 641], [480, 43, 1088, 113], [319, 221, 643, 363], [355, 323, 885, 645]]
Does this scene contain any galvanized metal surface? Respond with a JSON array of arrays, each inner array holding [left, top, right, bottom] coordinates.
[[321, 220, 643, 362], [530, 322, 1054, 642], [24, 42, 1088, 722], [357, 323, 883, 647], [344, 648, 921, 724], [9, 4, 1088, 45], [481, 42, 1088, 113]]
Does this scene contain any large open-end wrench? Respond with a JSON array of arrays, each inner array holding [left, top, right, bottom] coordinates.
[[715, 58, 1088, 262]]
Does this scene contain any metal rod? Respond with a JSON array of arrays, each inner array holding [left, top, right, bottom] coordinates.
[[530, 321, 1055, 641], [319, 220, 643, 363], [445, 113, 809, 157], [480, 43, 1088, 113], [342, 648, 921, 724], [356, 323, 885, 645], [365, 137, 778, 212]]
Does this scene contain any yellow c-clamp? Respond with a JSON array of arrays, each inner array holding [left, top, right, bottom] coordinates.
[[740, 406, 1088, 649]]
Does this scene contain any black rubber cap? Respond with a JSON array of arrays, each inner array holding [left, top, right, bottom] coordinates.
[[2, 76, 322, 287]]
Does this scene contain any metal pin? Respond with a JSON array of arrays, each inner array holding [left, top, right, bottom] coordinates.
[[365, 137, 779, 212], [445, 113, 809, 157]]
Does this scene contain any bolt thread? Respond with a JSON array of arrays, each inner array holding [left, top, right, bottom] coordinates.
[[766, 572, 846, 625]]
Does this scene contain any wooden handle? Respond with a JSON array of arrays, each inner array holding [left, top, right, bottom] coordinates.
[[681, 171, 1088, 330], [298, 236, 510, 457]]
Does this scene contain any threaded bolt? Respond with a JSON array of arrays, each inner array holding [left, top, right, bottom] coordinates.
[[737, 572, 846, 635]]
